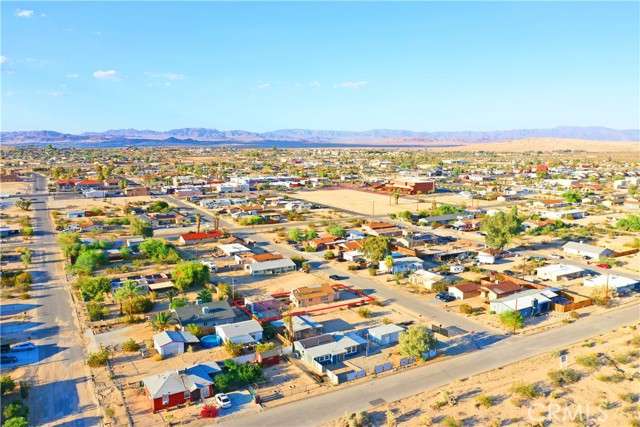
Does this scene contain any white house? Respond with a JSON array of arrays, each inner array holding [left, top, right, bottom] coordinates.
[[218, 243, 252, 257], [379, 256, 424, 274], [153, 331, 200, 357], [536, 264, 584, 282], [562, 242, 614, 259], [245, 258, 296, 276], [408, 269, 444, 290], [583, 275, 639, 292], [216, 320, 263, 344]]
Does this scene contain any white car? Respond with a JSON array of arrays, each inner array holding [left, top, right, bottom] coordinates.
[[215, 393, 231, 408], [11, 342, 36, 352], [549, 253, 564, 259]]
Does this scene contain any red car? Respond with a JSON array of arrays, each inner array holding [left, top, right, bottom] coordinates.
[[596, 263, 612, 269]]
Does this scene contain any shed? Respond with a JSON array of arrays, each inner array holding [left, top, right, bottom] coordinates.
[[256, 349, 280, 367], [367, 324, 405, 345]]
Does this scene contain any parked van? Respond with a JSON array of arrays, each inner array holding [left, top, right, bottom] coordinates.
[[450, 265, 464, 274]]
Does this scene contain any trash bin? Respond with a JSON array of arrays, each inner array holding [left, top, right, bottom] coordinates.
[[255, 395, 260, 404]]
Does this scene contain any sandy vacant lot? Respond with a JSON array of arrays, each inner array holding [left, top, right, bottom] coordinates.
[[47, 195, 155, 211], [432, 138, 639, 154], [327, 324, 640, 427], [293, 189, 430, 216]]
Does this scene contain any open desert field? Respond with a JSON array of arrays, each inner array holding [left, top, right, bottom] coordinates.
[[327, 324, 640, 427], [432, 138, 640, 154], [47, 195, 155, 211], [293, 189, 430, 216]]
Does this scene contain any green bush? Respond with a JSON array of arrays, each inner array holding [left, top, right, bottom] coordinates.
[[596, 372, 625, 383], [1, 375, 15, 394], [357, 307, 372, 318], [547, 369, 581, 387], [475, 394, 494, 408], [441, 416, 462, 427], [87, 350, 109, 367], [122, 339, 139, 352], [3, 399, 29, 420], [86, 301, 109, 321], [509, 382, 539, 399], [122, 296, 154, 314], [575, 353, 600, 369], [619, 393, 639, 403], [368, 267, 377, 276], [459, 304, 472, 315]]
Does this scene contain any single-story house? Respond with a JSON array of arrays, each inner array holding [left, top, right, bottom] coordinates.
[[218, 243, 252, 257], [126, 237, 146, 248], [583, 275, 639, 292], [490, 288, 558, 316], [477, 248, 504, 265], [536, 264, 585, 282], [178, 230, 222, 246], [396, 231, 439, 248], [449, 282, 481, 300], [299, 333, 367, 367], [79, 219, 104, 233], [562, 242, 614, 259], [291, 283, 340, 308], [143, 362, 221, 412], [367, 324, 405, 345], [378, 256, 424, 274], [245, 258, 297, 276], [125, 186, 150, 197], [479, 281, 522, 300], [172, 300, 236, 330], [216, 319, 263, 345], [272, 315, 324, 341], [153, 331, 200, 357], [67, 210, 86, 219], [342, 250, 364, 262], [362, 221, 403, 237], [408, 269, 444, 290]]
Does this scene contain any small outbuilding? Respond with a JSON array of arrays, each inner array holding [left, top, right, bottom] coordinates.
[[256, 349, 281, 367], [367, 324, 405, 345]]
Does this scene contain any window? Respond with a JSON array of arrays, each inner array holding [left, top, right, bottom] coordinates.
[[184, 391, 190, 399], [162, 395, 169, 405], [321, 296, 329, 301], [316, 354, 331, 363]]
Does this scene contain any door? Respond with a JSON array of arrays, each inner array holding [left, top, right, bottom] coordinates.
[[201, 386, 210, 398]]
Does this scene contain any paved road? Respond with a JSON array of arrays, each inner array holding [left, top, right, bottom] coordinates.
[[15, 174, 100, 426], [225, 303, 639, 427]]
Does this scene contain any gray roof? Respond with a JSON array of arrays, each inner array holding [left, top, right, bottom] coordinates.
[[153, 331, 199, 347], [247, 258, 296, 272], [272, 315, 322, 333], [143, 362, 220, 398], [302, 333, 365, 359], [367, 324, 405, 337], [562, 241, 611, 256], [216, 319, 263, 339], [173, 300, 236, 327]]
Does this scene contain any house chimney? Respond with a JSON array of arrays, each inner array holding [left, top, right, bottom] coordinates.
[[202, 306, 210, 315]]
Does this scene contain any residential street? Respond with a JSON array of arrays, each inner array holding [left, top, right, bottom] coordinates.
[[225, 303, 639, 427], [17, 174, 100, 426]]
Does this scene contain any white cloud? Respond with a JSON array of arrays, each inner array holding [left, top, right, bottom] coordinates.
[[144, 71, 186, 80], [257, 83, 271, 89], [6, 91, 16, 97], [333, 80, 369, 89], [309, 80, 321, 88], [15, 9, 34, 18], [66, 73, 79, 78], [48, 91, 63, 97], [26, 58, 49, 67], [0, 56, 7, 64], [93, 70, 124, 81]]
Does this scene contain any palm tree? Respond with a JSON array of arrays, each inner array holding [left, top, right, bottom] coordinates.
[[152, 311, 176, 332], [393, 193, 400, 205], [114, 280, 143, 318], [384, 255, 394, 273], [197, 289, 213, 304]]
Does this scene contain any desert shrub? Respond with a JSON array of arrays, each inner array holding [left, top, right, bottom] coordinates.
[[614, 352, 633, 364], [368, 268, 377, 276], [459, 304, 472, 315], [630, 335, 640, 348], [335, 411, 372, 427], [87, 350, 109, 367], [357, 307, 372, 318], [122, 339, 139, 352], [223, 339, 243, 357], [441, 416, 462, 427], [575, 353, 600, 369], [122, 296, 154, 314], [630, 419, 640, 427], [86, 301, 109, 321], [105, 407, 115, 418], [619, 393, 638, 403], [569, 311, 579, 320], [509, 382, 540, 399], [152, 354, 163, 361], [547, 368, 581, 387], [475, 394, 494, 408], [596, 372, 625, 383]]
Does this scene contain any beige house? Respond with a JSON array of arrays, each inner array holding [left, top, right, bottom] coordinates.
[[290, 284, 339, 308]]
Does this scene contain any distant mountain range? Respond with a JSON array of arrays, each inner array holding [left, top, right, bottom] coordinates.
[[1, 126, 638, 147]]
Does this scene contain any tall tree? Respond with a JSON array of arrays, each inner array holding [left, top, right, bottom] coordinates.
[[361, 236, 392, 264], [129, 216, 153, 238], [398, 326, 438, 358], [480, 209, 522, 250], [115, 280, 144, 317], [151, 311, 176, 332]]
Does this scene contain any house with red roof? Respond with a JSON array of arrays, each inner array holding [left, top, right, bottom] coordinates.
[[178, 230, 222, 246]]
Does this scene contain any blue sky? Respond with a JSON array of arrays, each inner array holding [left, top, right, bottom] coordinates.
[[2, 1, 638, 133]]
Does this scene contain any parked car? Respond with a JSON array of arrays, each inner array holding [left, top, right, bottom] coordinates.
[[549, 253, 564, 259], [215, 393, 232, 409], [10, 342, 36, 352], [441, 295, 456, 303], [435, 292, 448, 300], [0, 355, 18, 364], [596, 263, 612, 269], [139, 348, 150, 358], [503, 269, 515, 276], [528, 256, 546, 262], [329, 275, 341, 280]]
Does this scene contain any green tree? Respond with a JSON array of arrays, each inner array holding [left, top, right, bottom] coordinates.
[[3, 399, 29, 420], [197, 288, 213, 303], [56, 232, 81, 247], [324, 250, 336, 260], [1, 375, 15, 394], [384, 255, 394, 272], [185, 323, 203, 338], [73, 250, 108, 275], [119, 246, 132, 260], [590, 285, 618, 306], [114, 280, 144, 317], [15, 199, 32, 211], [151, 311, 177, 332], [288, 228, 303, 242], [172, 262, 210, 292], [20, 248, 32, 268], [129, 216, 154, 238], [361, 236, 392, 264], [306, 229, 318, 240], [617, 214, 640, 232], [79, 276, 112, 301], [562, 191, 582, 204], [4, 417, 29, 427], [480, 209, 522, 250], [498, 310, 524, 330], [20, 226, 34, 241], [398, 326, 438, 358], [327, 225, 346, 237], [139, 238, 180, 263], [628, 184, 638, 198]]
